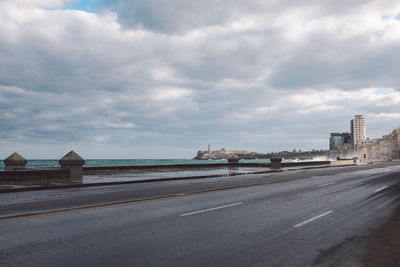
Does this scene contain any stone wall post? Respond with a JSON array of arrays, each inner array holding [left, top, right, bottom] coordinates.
[[59, 151, 85, 182], [270, 157, 282, 169], [4, 152, 27, 170]]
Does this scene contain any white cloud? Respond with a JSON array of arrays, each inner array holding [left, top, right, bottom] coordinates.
[[151, 87, 192, 101]]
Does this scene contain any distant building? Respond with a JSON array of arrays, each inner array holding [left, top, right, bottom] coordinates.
[[375, 135, 391, 159], [355, 127, 400, 161], [330, 113, 399, 161], [351, 115, 366, 150], [390, 128, 400, 159], [194, 148, 253, 160], [329, 132, 351, 150], [329, 132, 352, 158]]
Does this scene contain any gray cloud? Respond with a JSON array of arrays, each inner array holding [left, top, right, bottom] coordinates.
[[271, 31, 400, 90], [97, 0, 400, 33], [97, 0, 264, 33], [1, 0, 400, 158]]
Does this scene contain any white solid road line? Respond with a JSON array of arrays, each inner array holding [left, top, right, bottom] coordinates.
[[294, 210, 333, 228], [318, 182, 337, 187], [180, 202, 243, 217], [375, 185, 388, 193]]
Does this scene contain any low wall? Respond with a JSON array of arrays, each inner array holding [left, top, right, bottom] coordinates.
[[282, 161, 331, 167], [83, 161, 330, 174], [330, 160, 355, 166], [0, 160, 333, 185], [0, 168, 70, 184], [83, 163, 268, 174]]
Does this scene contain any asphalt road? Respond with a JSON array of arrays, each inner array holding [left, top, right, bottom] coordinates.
[[1, 162, 400, 266]]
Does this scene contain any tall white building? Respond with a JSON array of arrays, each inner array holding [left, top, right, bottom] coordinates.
[[351, 115, 366, 150]]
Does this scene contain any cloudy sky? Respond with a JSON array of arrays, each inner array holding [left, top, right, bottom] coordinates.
[[1, 0, 400, 159]]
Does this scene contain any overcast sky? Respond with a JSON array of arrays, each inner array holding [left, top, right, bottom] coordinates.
[[1, 0, 400, 159]]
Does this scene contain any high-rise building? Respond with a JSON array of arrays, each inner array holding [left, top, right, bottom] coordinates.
[[350, 115, 366, 150]]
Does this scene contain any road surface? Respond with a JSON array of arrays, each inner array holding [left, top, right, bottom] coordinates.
[[1, 162, 400, 266]]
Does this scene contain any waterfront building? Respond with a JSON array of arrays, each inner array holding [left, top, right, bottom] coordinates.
[[329, 132, 351, 151], [376, 135, 391, 159], [355, 128, 400, 161], [390, 128, 400, 159], [358, 139, 376, 161], [351, 115, 366, 150], [331, 113, 399, 161], [329, 132, 351, 159]]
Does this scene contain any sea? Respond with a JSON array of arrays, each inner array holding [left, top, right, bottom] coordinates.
[[0, 159, 272, 184]]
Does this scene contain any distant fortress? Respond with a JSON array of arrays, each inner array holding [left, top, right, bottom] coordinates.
[[194, 146, 266, 160], [194, 145, 329, 160]]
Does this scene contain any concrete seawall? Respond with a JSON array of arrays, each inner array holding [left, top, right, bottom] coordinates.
[[0, 160, 339, 187], [0, 168, 70, 184], [83, 162, 268, 174], [282, 161, 331, 167], [83, 161, 332, 174]]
